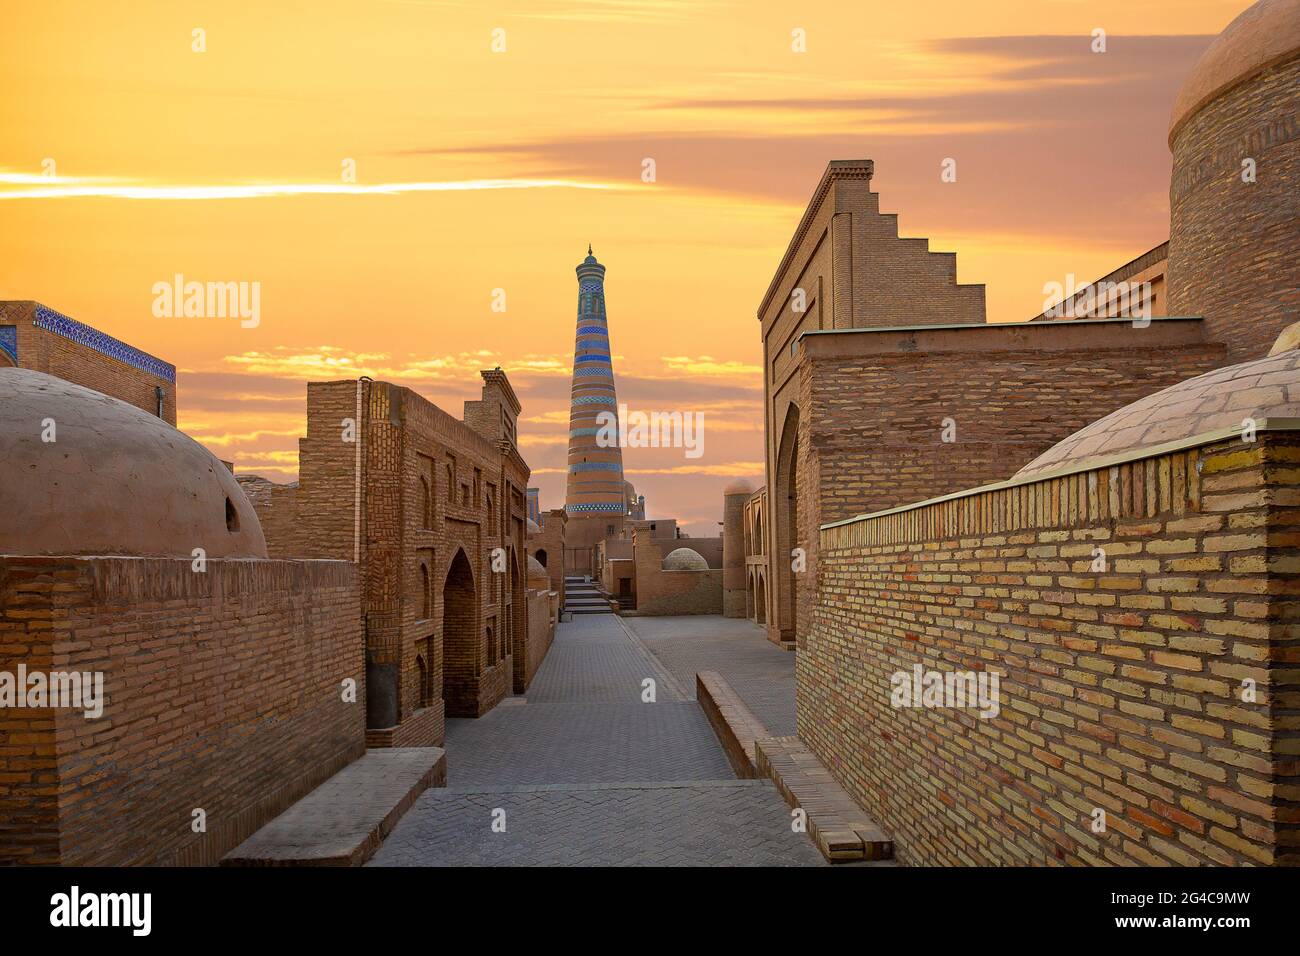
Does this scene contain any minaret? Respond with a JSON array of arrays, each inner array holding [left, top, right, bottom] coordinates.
[[563, 248, 626, 571]]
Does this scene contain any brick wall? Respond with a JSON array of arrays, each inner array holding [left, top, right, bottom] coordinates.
[[0, 555, 364, 866], [629, 529, 723, 616], [246, 375, 545, 738], [523, 589, 555, 686], [0, 301, 176, 424], [774, 318, 1228, 648], [802, 431, 1300, 866]]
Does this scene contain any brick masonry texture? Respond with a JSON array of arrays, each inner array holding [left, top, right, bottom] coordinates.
[[777, 322, 1228, 651], [242, 372, 549, 745], [626, 528, 723, 616], [0, 556, 364, 866], [1169, 56, 1299, 364], [0, 300, 176, 425], [802, 432, 1300, 866]]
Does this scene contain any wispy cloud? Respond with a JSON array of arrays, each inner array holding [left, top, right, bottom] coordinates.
[[0, 173, 630, 201], [660, 355, 761, 377], [216, 346, 573, 382]]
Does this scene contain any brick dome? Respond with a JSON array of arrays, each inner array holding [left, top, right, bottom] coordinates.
[[1168, 0, 1300, 145], [527, 554, 549, 589], [1015, 345, 1300, 479], [0, 368, 268, 558], [662, 547, 708, 570]]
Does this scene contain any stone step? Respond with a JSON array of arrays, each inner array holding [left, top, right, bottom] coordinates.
[[221, 748, 446, 867]]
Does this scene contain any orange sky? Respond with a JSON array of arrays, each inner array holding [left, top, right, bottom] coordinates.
[[0, 0, 1253, 532]]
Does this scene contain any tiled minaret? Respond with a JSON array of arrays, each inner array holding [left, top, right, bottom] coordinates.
[[563, 248, 626, 572]]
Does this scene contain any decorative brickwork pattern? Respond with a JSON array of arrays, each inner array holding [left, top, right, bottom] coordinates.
[[0, 300, 176, 424], [243, 371, 546, 742]]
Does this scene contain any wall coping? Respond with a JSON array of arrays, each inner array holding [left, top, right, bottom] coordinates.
[[800, 314, 1201, 339], [821, 417, 1300, 532], [797, 315, 1207, 359]]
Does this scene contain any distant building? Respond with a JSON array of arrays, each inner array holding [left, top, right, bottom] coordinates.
[[241, 368, 552, 746], [0, 300, 176, 424]]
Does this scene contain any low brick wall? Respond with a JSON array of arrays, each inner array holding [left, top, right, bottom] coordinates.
[[0, 555, 365, 866], [802, 431, 1300, 866], [632, 568, 723, 616], [522, 589, 555, 689]]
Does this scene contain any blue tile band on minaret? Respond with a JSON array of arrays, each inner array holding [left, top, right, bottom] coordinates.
[[565, 248, 627, 516]]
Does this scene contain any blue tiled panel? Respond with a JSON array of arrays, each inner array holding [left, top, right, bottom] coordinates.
[[574, 367, 613, 377], [573, 395, 616, 405], [569, 462, 622, 472], [32, 305, 175, 384], [565, 502, 625, 514], [0, 326, 16, 364]]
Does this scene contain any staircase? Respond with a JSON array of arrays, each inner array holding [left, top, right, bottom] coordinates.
[[564, 576, 612, 615]]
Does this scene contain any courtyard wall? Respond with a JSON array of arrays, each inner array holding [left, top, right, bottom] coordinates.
[[803, 430, 1300, 866]]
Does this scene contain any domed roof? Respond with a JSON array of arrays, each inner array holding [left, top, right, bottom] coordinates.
[[1015, 345, 1300, 479], [0, 368, 267, 558], [526, 555, 549, 588], [662, 547, 709, 570], [723, 478, 754, 496], [526, 518, 540, 533], [1169, 0, 1300, 145]]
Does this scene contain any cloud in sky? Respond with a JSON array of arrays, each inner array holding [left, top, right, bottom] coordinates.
[[397, 35, 1211, 246], [3, 0, 1242, 532], [0, 175, 628, 201]]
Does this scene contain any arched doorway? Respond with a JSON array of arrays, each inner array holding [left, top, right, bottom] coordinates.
[[745, 569, 755, 620], [442, 548, 477, 716], [535, 548, 547, 567], [774, 403, 800, 643]]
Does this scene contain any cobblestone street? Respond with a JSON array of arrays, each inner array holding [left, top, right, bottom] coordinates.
[[369, 614, 825, 866]]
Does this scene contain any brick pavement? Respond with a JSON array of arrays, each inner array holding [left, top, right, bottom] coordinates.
[[370, 613, 823, 866], [622, 615, 796, 735]]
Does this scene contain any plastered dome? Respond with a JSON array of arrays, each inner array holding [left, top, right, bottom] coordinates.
[[723, 478, 754, 496], [662, 547, 708, 570], [526, 518, 540, 533], [1015, 340, 1300, 479], [0, 368, 268, 558]]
